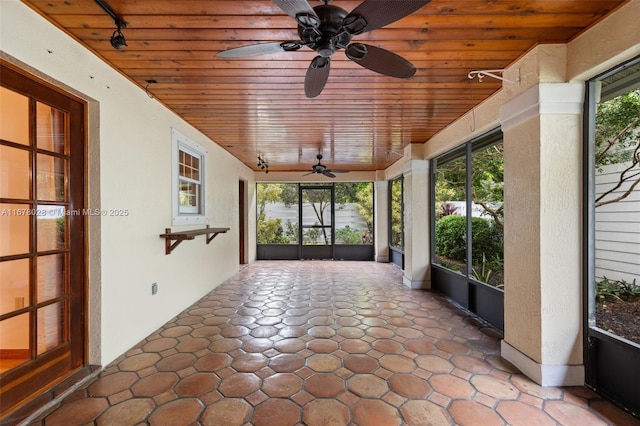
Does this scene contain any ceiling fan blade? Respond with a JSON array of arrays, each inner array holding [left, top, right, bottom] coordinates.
[[345, 43, 416, 78], [343, 0, 431, 34], [322, 170, 336, 178], [272, 0, 320, 27], [217, 41, 297, 58], [305, 56, 331, 98], [327, 169, 350, 174], [302, 171, 315, 176]]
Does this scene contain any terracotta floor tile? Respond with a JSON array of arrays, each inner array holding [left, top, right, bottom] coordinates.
[[218, 373, 261, 397], [544, 400, 610, 426], [430, 374, 475, 399], [33, 261, 639, 426], [88, 372, 138, 397], [43, 398, 108, 426], [305, 373, 346, 398], [302, 399, 350, 426], [343, 354, 379, 373], [131, 372, 179, 397], [253, 399, 301, 426], [95, 398, 155, 426], [352, 399, 402, 426], [306, 353, 341, 372], [449, 400, 504, 426], [262, 373, 303, 397], [348, 374, 389, 398], [148, 398, 204, 426], [174, 373, 219, 397], [388, 374, 431, 398], [201, 398, 251, 425], [496, 400, 555, 426]]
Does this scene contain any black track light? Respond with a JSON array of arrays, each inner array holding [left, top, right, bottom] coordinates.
[[110, 24, 127, 49], [257, 155, 269, 174], [94, 0, 128, 50]]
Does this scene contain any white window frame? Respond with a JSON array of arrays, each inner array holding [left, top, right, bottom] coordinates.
[[172, 128, 208, 226]]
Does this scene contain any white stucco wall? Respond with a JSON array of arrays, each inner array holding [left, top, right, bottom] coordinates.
[[1, 1, 256, 365]]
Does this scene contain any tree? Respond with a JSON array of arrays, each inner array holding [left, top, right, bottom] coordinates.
[[435, 144, 504, 229], [390, 178, 403, 248], [594, 89, 640, 208], [257, 184, 289, 244]]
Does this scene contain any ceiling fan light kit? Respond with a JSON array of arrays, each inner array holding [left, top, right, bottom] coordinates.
[[304, 154, 350, 178], [217, 0, 432, 98]]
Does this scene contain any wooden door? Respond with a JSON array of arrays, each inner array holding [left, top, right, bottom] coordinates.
[[0, 62, 86, 416]]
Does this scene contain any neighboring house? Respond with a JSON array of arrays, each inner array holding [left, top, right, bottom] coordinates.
[[595, 159, 640, 284]]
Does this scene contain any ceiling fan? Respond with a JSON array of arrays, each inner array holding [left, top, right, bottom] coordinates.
[[217, 0, 431, 98], [304, 154, 349, 178]]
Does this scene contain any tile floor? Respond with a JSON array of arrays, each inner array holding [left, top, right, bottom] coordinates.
[[31, 261, 639, 425]]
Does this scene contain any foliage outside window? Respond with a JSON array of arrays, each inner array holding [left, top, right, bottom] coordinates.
[[257, 183, 298, 244], [390, 177, 403, 250], [592, 72, 640, 344], [335, 182, 373, 244], [433, 135, 504, 289], [172, 129, 207, 226]]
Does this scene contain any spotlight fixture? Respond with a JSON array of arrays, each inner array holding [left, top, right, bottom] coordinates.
[[110, 24, 127, 49], [94, 0, 128, 50], [257, 155, 269, 174]]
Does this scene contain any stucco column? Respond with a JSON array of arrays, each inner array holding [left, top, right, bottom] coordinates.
[[402, 160, 431, 289], [500, 82, 584, 386], [374, 179, 389, 263]]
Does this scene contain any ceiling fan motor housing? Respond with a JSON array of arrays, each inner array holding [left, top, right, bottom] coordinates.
[[298, 5, 353, 56]]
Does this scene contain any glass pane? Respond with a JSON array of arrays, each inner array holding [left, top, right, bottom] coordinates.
[[434, 156, 467, 274], [36, 102, 66, 154], [470, 143, 505, 289], [37, 254, 65, 303], [37, 206, 65, 251], [594, 85, 640, 345], [0, 87, 29, 146], [0, 203, 30, 257], [0, 313, 30, 374], [303, 227, 332, 246], [179, 181, 199, 212], [37, 302, 65, 355], [390, 178, 403, 250], [0, 259, 30, 316], [0, 145, 30, 200], [37, 154, 66, 202], [335, 182, 373, 245], [257, 183, 298, 244], [302, 189, 332, 226]]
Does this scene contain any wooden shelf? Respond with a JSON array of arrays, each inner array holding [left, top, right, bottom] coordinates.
[[159, 225, 229, 255]]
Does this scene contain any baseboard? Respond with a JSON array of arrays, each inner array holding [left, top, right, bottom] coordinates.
[[402, 275, 431, 289], [501, 340, 584, 387], [375, 255, 389, 263]]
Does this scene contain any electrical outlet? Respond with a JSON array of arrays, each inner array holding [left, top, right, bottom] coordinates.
[[151, 283, 158, 295]]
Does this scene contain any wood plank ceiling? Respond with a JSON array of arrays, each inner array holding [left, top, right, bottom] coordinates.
[[22, 0, 626, 172]]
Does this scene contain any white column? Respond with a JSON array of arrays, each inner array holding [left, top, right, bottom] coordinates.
[[374, 180, 389, 263], [500, 82, 585, 386], [402, 160, 431, 289]]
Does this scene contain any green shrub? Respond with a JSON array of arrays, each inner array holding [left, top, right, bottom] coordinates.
[[596, 277, 640, 302], [435, 215, 503, 263]]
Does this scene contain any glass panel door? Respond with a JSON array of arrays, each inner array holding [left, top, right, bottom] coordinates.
[[301, 186, 333, 259], [1, 63, 85, 416]]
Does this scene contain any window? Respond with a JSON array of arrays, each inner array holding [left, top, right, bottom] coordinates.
[[256, 183, 299, 244], [389, 176, 404, 250], [432, 130, 504, 289], [172, 129, 207, 225], [335, 182, 374, 245]]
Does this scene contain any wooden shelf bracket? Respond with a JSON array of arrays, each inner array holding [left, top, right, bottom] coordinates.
[[159, 225, 230, 255]]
